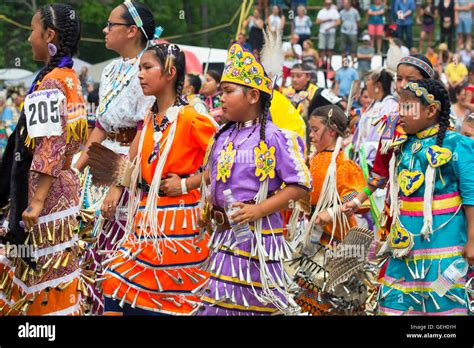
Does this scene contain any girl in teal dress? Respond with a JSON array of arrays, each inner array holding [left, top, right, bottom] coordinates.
[[377, 79, 474, 315]]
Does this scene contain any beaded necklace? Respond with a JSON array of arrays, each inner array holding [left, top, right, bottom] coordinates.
[[97, 50, 145, 117]]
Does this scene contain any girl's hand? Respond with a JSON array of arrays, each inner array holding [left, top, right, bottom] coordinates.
[[101, 185, 124, 219], [315, 210, 331, 226], [22, 199, 45, 230], [160, 173, 183, 197], [342, 200, 358, 216], [462, 239, 474, 266], [230, 202, 264, 225]]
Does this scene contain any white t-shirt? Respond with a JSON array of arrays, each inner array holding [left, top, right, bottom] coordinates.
[[317, 6, 341, 34], [294, 15, 312, 36], [282, 42, 303, 68], [269, 14, 283, 32]]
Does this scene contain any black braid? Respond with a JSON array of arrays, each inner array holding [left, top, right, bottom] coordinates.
[[259, 97, 271, 142], [408, 79, 451, 147], [35, 4, 81, 84]]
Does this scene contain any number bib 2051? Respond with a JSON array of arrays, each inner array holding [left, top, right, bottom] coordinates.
[[24, 89, 65, 139]]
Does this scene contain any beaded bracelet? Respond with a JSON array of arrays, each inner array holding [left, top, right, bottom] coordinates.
[[363, 187, 372, 197]]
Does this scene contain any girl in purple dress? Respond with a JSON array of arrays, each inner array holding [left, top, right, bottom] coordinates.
[[197, 42, 311, 316]]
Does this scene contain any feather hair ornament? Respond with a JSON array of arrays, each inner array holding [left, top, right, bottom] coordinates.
[[260, 27, 284, 82]]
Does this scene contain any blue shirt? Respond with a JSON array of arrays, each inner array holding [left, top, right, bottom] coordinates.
[[0, 107, 13, 122], [335, 67, 359, 97], [394, 0, 416, 26], [368, 4, 385, 25]]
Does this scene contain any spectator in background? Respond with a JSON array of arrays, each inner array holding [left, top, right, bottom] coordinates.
[[455, 0, 472, 51], [464, 66, 474, 111], [394, 0, 416, 49], [368, 0, 385, 55], [282, 34, 303, 87], [340, 0, 361, 61], [292, 5, 312, 46], [426, 46, 438, 66], [449, 82, 471, 131], [267, 5, 286, 34], [316, 0, 341, 67], [11, 92, 24, 124], [302, 39, 320, 69], [79, 66, 93, 98], [418, 0, 437, 53], [436, 42, 451, 75], [291, 0, 309, 13], [0, 91, 14, 161], [258, 0, 269, 18], [334, 56, 360, 98], [459, 46, 473, 67], [445, 53, 469, 87], [236, 31, 253, 52], [243, 7, 265, 55], [437, 0, 455, 51], [461, 114, 474, 139], [183, 74, 207, 115], [357, 34, 375, 79], [200, 70, 224, 124]]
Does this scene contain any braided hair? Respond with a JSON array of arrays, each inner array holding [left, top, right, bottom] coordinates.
[[146, 43, 186, 107], [404, 79, 451, 147], [36, 4, 81, 83], [310, 105, 350, 138]]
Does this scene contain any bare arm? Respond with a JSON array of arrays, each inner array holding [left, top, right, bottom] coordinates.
[[22, 174, 55, 229], [463, 205, 474, 265], [74, 126, 107, 171], [231, 185, 308, 224], [128, 130, 142, 162]]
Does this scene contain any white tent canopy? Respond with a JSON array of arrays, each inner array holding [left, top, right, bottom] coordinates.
[[0, 68, 34, 81]]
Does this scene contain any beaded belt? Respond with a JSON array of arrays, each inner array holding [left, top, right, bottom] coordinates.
[[106, 127, 137, 146], [137, 174, 191, 196]]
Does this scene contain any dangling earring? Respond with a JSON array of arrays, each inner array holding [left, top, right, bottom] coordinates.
[[48, 43, 57, 57]]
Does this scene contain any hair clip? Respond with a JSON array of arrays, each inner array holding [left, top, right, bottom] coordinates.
[[328, 108, 333, 119], [123, 0, 148, 39], [164, 44, 177, 75]]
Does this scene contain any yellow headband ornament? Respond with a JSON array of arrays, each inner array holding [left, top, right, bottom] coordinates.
[[404, 82, 441, 111], [221, 43, 273, 96]]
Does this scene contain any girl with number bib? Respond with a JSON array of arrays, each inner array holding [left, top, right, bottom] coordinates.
[[0, 3, 88, 315]]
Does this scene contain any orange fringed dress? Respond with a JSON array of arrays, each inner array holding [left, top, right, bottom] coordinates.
[[0, 68, 88, 316], [101, 105, 216, 315], [309, 150, 366, 244]]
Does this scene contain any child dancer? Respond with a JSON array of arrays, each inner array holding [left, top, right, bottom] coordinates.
[[0, 3, 88, 315], [291, 106, 367, 315], [198, 43, 311, 315], [347, 79, 474, 315], [88, 43, 217, 315]]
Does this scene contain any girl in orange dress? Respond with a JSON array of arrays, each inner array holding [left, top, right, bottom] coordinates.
[[293, 105, 367, 315], [90, 43, 217, 315]]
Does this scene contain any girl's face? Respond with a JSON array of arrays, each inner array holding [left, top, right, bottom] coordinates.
[[456, 89, 467, 104], [396, 65, 424, 94], [291, 70, 310, 91], [360, 89, 372, 108], [272, 6, 279, 15], [461, 122, 474, 139], [201, 74, 219, 96], [138, 51, 175, 97], [220, 82, 258, 122], [104, 6, 134, 52], [303, 41, 310, 50], [28, 12, 52, 62], [399, 92, 438, 134], [309, 116, 336, 152]]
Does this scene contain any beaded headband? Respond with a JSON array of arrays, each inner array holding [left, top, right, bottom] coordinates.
[[404, 82, 441, 110], [398, 56, 434, 79], [123, 0, 148, 40]]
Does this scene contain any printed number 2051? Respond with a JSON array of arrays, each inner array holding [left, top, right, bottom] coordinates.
[[28, 100, 60, 126]]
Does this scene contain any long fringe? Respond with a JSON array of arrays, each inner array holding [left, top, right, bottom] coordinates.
[[25, 117, 88, 149]]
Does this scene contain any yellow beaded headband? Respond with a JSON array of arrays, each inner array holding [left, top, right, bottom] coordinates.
[[404, 82, 441, 110]]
